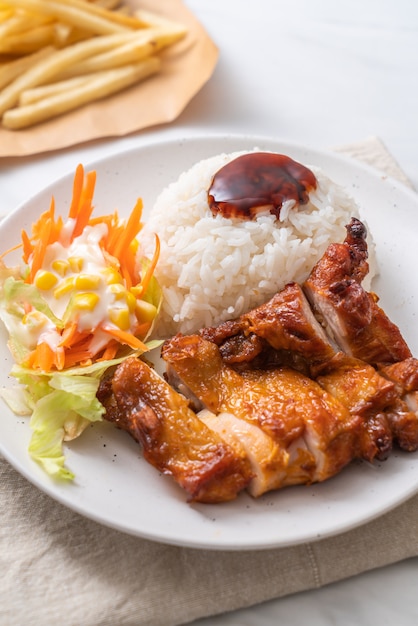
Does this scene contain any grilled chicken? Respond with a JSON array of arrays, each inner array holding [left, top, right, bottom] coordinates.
[[96, 217, 418, 503], [303, 217, 412, 366], [379, 358, 418, 451], [302, 217, 418, 453], [314, 353, 397, 460], [97, 357, 253, 503], [197, 409, 289, 497], [162, 334, 362, 494], [200, 282, 337, 373]]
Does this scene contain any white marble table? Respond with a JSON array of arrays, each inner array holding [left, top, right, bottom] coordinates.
[[1, 1, 417, 624]]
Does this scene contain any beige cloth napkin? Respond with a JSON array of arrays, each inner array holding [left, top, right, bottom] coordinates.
[[1, 137, 418, 626]]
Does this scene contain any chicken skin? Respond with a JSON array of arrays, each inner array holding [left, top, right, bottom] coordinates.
[[379, 358, 418, 451], [200, 281, 337, 373], [96, 217, 418, 503], [162, 334, 362, 493], [314, 353, 397, 461], [303, 218, 412, 366], [97, 357, 253, 503]]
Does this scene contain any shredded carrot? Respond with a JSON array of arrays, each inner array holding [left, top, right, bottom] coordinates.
[[71, 170, 97, 240], [110, 198, 143, 260], [64, 351, 94, 369], [68, 164, 85, 219], [63, 340, 94, 369], [32, 341, 56, 372], [0, 241, 22, 260], [29, 217, 53, 282], [21, 229, 33, 263], [59, 320, 89, 349], [101, 325, 148, 352], [59, 320, 78, 348], [135, 322, 152, 337], [138, 234, 160, 297], [97, 341, 119, 361], [55, 346, 66, 371]]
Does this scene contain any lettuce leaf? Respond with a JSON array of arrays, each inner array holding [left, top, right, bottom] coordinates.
[[9, 355, 142, 480]]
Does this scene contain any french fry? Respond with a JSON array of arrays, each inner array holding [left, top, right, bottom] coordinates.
[[18, 75, 93, 105], [59, 26, 187, 78], [134, 8, 187, 33], [0, 24, 57, 54], [5, 0, 146, 34], [0, 0, 188, 130], [3, 57, 161, 129], [89, 0, 123, 9], [0, 32, 143, 115], [0, 10, 52, 38], [0, 46, 54, 91]]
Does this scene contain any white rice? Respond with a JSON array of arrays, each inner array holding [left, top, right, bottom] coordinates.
[[141, 150, 375, 338]]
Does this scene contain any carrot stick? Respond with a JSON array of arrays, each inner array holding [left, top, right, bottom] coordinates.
[[134, 322, 152, 337], [29, 216, 53, 281], [138, 234, 160, 296], [33, 341, 55, 372], [21, 230, 33, 263], [55, 346, 66, 371], [64, 350, 95, 368], [0, 241, 23, 260], [72, 170, 97, 240], [98, 341, 119, 361], [101, 325, 148, 351], [110, 198, 143, 259], [59, 320, 81, 348], [68, 164, 85, 219]]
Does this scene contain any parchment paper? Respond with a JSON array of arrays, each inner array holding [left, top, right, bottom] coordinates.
[[0, 0, 218, 157]]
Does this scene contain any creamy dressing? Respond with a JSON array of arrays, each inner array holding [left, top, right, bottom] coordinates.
[[15, 223, 137, 351]]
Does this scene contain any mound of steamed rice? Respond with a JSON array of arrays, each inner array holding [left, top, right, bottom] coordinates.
[[141, 150, 375, 338]]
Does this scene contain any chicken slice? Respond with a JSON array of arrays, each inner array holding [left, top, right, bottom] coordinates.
[[303, 218, 411, 366], [314, 353, 398, 416], [162, 334, 362, 489], [197, 409, 289, 497], [379, 358, 418, 451], [97, 357, 253, 503], [314, 352, 397, 461], [200, 282, 336, 372], [240, 367, 362, 485]]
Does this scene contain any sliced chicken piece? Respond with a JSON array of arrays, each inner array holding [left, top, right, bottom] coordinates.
[[200, 282, 336, 371], [240, 367, 362, 485], [162, 334, 362, 489], [380, 357, 418, 392], [303, 218, 411, 366], [314, 352, 397, 461], [197, 409, 289, 497], [314, 353, 398, 417], [97, 357, 253, 503], [379, 358, 418, 451]]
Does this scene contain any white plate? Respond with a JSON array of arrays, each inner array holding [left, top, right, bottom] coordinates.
[[1, 134, 418, 551]]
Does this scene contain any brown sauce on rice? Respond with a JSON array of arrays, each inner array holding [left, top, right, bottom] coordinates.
[[208, 152, 317, 220]]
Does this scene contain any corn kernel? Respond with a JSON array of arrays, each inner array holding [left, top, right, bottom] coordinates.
[[75, 273, 101, 290], [54, 276, 75, 299], [68, 256, 84, 272], [130, 285, 143, 298], [109, 307, 131, 330], [73, 292, 100, 311], [35, 270, 58, 291], [125, 291, 137, 313], [51, 259, 70, 277], [108, 283, 126, 299], [135, 299, 157, 323], [102, 267, 123, 285]]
